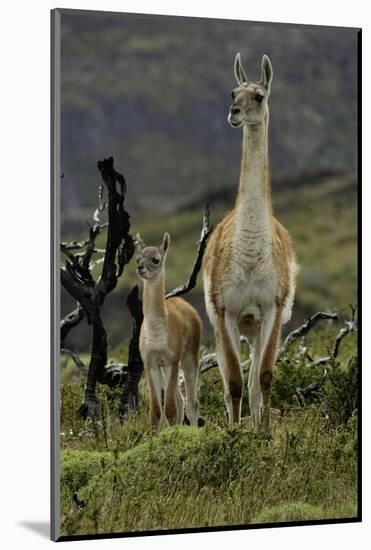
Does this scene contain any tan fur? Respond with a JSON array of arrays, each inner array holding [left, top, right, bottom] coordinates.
[[203, 54, 297, 430], [136, 233, 202, 431]]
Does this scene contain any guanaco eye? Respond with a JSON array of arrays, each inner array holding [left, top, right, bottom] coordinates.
[[255, 94, 264, 104], [231, 91, 236, 100], [152, 258, 160, 265]]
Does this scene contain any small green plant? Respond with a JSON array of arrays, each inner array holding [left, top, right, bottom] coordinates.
[[325, 356, 358, 426]]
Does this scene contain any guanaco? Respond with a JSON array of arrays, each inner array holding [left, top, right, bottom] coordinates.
[[203, 54, 297, 431], [136, 232, 202, 431]]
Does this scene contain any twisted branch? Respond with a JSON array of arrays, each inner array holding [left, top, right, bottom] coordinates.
[[60, 157, 135, 420]]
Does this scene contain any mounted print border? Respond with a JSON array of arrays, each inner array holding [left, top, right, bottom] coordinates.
[[51, 8, 362, 542]]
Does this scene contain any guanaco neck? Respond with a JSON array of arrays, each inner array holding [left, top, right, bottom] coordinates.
[[235, 113, 273, 230], [142, 268, 167, 325]]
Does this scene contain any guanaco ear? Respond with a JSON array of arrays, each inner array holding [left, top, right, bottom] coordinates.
[[135, 233, 145, 251], [160, 232, 170, 256], [260, 54, 273, 90], [234, 52, 248, 85]]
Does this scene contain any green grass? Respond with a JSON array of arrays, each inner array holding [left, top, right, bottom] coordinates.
[[60, 411, 357, 536], [60, 327, 358, 536]]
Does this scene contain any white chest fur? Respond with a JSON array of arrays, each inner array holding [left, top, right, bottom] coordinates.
[[224, 217, 278, 322], [142, 316, 168, 355]]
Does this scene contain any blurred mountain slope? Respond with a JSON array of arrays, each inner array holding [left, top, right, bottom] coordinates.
[[61, 12, 358, 213]]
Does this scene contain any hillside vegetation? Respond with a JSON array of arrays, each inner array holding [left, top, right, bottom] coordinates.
[[60, 326, 358, 536]]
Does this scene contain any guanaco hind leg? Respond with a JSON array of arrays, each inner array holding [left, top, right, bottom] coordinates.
[[258, 305, 283, 432], [248, 332, 262, 430], [163, 363, 181, 426]]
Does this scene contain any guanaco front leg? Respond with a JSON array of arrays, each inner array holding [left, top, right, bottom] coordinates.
[[146, 357, 162, 431], [217, 314, 243, 424]]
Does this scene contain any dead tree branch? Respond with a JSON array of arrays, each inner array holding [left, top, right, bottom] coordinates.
[[199, 353, 250, 374], [102, 362, 128, 388], [313, 306, 357, 366], [294, 370, 328, 418], [61, 348, 86, 371], [292, 306, 357, 417], [278, 311, 338, 359], [60, 157, 135, 420], [60, 185, 108, 369], [166, 205, 213, 299], [60, 239, 90, 251], [60, 304, 85, 348]]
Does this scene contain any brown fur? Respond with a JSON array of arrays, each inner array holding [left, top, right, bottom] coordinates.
[[140, 297, 202, 431], [203, 187, 295, 430], [203, 54, 296, 430], [136, 232, 203, 432]]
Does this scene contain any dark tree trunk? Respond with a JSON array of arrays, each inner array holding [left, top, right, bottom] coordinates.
[[78, 308, 107, 419], [119, 285, 144, 421]]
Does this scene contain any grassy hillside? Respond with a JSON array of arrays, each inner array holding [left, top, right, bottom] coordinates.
[[59, 326, 358, 536]]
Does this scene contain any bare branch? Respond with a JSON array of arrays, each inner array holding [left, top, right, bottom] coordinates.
[[313, 308, 357, 365], [278, 311, 338, 359], [60, 304, 85, 348], [92, 185, 106, 225], [199, 353, 250, 374], [60, 239, 90, 251], [61, 348, 86, 371], [89, 257, 105, 270], [166, 205, 213, 299], [199, 353, 218, 374]]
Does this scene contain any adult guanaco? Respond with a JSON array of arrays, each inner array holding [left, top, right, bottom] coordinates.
[[203, 53, 297, 431]]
